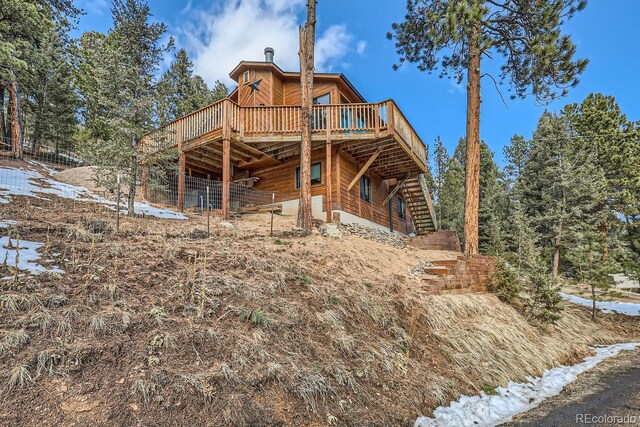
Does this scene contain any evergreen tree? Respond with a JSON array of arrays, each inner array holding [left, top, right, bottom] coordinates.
[[439, 147, 465, 234], [443, 137, 506, 253], [431, 136, 449, 224], [0, 0, 79, 156], [504, 135, 531, 185], [25, 24, 78, 157], [75, 31, 108, 145], [157, 49, 229, 124], [565, 94, 638, 262], [388, 0, 588, 256], [82, 0, 173, 215], [520, 111, 603, 278]]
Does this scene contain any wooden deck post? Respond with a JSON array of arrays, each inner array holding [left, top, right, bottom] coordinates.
[[178, 153, 185, 211], [177, 120, 185, 211], [325, 110, 333, 223], [222, 138, 231, 219], [222, 100, 232, 219]]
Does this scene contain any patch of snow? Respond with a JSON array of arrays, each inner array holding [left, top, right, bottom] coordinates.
[[0, 166, 186, 220], [414, 342, 639, 427], [118, 202, 188, 220], [0, 220, 18, 228], [27, 160, 59, 175], [561, 293, 640, 316], [0, 236, 64, 275]]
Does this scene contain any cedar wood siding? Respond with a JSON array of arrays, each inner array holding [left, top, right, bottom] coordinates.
[[235, 65, 362, 107], [250, 147, 412, 234], [238, 70, 273, 106], [337, 150, 412, 234], [250, 148, 335, 213], [234, 64, 411, 233]]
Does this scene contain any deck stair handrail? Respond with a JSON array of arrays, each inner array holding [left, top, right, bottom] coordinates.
[[141, 99, 426, 165]]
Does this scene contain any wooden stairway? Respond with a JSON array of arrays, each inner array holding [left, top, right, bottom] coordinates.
[[402, 173, 437, 235]]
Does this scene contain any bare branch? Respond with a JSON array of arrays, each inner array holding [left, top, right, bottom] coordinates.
[[482, 73, 509, 109]]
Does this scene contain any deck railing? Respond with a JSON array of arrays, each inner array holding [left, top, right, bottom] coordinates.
[[142, 99, 426, 165]]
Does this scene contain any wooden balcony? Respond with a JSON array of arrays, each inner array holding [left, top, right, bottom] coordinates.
[[141, 98, 427, 178]]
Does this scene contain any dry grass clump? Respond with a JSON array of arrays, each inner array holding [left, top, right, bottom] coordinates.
[[90, 310, 132, 336], [295, 370, 335, 412], [0, 293, 38, 313], [421, 294, 622, 392], [0, 329, 30, 353], [7, 363, 33, 390]]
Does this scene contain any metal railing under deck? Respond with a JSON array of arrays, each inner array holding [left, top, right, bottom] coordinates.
[[141, 99, 426, 166]]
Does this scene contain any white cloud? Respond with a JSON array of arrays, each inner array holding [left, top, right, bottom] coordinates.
[[177, 0, 358, 85], [77, 0, 109, 16], [315, 25, 353, 72], [180, 0, 193, 15], [448, 78, 465, 94], [356, 40, 367, 56]]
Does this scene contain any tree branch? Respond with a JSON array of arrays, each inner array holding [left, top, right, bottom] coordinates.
[[482, 73, 508, 109]]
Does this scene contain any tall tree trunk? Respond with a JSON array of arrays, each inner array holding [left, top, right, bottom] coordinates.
[[591, 283, 597, 321], [553, 153, 566, 278], [0, 86, 6, 144], [552, 232, 561, 278], [297, 0, 316, 234], [463, 23, 481, 257], [128, 136, 138, 216], [599, 202, 608, 260], [10, 80, 22, 158], [0, 76, 22, 158]]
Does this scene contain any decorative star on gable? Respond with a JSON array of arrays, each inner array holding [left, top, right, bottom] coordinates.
[[247, 78, 262, 93]]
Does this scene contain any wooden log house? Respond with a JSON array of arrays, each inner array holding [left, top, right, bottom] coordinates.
[[142, 48, 437, 235]]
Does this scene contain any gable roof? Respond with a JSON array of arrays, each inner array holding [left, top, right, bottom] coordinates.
[[229, 61, 367, 103]]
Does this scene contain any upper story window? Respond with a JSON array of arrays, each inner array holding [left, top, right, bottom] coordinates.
[[243, 71, 250, 83], [398, 197, 406, 220], [360, 175, 371, 203], [313, 93, 331, 105], [295, 162, 322, 188]]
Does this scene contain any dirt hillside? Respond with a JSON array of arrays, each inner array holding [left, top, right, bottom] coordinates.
[[1, 164, 638, 427]]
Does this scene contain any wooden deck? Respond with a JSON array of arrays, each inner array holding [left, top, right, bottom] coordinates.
[[142, 98, 427, 179], [141, 98, 434, 224]]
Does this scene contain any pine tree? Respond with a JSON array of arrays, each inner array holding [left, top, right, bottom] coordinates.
[[431, 137, 449, 224], [443, 137, 506, 253], [566, 94, 638, 262], [520, 111, 602, 278], [156, 49, 228, 124], [0, 0, 79, 157], [25, 24, 78, 157], [388, 0, 588, 256], [75, 31, 108, 145], [83, 0, 173, 215], [439, 149, 465, 235]]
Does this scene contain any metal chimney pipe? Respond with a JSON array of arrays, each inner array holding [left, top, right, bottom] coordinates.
[[264, 47, 274, 63]]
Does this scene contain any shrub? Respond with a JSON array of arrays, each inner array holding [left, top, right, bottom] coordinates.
[[524, 270, 563, 324], [489, 259, 521, 303]]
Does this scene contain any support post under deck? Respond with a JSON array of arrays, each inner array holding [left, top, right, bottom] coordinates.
[[221, 100, 232, 220]]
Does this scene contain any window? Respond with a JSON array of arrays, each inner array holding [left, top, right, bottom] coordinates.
[[360, 175, 371, 203], [398, 197, 406, 220], [312, 93, 331, 129], [243, 71, 250, 83], [313, 93, 331, 105], [295, 162, 322, 188]]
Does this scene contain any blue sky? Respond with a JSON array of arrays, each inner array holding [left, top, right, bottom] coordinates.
[[74, 0, 640, 165]]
